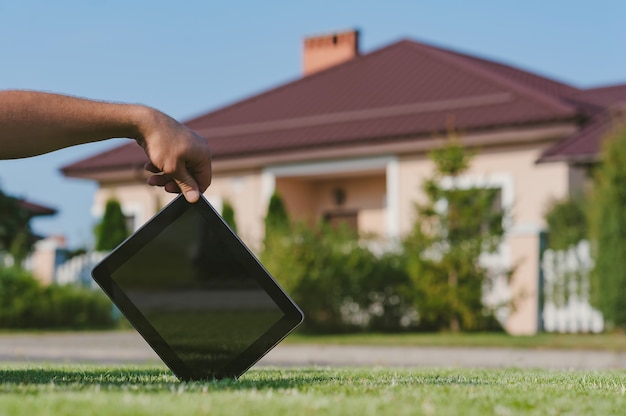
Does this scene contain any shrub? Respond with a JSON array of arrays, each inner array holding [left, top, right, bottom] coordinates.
[[36, 284, 116, 329], [0, 267, 41, 327], [262, 222, 414, 333], [0, 267, 117, 329]]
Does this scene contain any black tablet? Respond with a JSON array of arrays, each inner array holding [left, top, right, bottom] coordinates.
[[91, 194, 304, 381]]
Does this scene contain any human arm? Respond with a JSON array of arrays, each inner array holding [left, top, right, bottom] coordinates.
[[0, 90, 211, 203]]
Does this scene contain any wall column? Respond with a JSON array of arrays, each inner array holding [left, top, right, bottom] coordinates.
[[386, 157, 400, 241]]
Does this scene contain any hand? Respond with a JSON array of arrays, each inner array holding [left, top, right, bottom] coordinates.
[[136, 109, 212, 203]]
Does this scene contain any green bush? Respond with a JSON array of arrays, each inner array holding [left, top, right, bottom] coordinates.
[[0, 267, 117, 329], [262, 222, 415, 333], [0, 267, 41, 327]]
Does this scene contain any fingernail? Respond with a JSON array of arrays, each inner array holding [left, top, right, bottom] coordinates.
[[186, 190, 199, 203]]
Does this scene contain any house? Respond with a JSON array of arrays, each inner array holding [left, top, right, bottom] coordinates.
[[61, 29, 626, 335], [0, 197, 61, 283]]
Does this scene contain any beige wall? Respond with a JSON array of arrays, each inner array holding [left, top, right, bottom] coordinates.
[[276, 177, 316, 224], [204, 170, 266, 251]]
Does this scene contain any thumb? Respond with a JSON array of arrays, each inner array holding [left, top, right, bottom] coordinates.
[[174, 168, 201, 203]]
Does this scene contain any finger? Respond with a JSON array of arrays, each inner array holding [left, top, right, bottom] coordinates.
[[191, 159, 212, 194], [144, 162, 162, 174], [173, 166, 200, 203], [147, 174, 172, 187], [164, 181, 181, 193]]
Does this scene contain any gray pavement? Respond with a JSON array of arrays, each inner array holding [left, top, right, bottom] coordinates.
[[1, 331, 626, 370]]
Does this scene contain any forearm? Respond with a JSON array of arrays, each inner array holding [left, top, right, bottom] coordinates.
[[0, 89, 212, 203], [0, 90, 151, 159]]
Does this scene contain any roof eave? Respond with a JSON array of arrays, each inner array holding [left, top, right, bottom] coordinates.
[[212, 122, 577, 173], [61, 164, 148, 183], [536, 153, 600, 165]]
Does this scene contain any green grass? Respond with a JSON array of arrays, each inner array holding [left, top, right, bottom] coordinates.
[[287, 331, 626, 351], [0, 364, 625, 415]]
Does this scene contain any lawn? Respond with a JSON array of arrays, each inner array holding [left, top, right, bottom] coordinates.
[[0, 364, 625, 415]]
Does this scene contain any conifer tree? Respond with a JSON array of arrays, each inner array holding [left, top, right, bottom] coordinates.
[[264, 192, 289, 234], [95, 198, 129, 251], [404, 136, 506, 331], [221, 199, 238, 234], [260, 192, 292, 286], [589, 123, 626, 328]]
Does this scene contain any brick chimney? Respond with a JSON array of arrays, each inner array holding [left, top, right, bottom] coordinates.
[[302, 29, 360, 76]]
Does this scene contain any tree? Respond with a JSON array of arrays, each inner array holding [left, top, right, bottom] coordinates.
[[0, 186, 36, 264], [403, 136, 506, 332], [264, 192, 290, 235], [95, 198, 129, 251], [221, 199, 238, 233], [589, 123, 626, 329], [260, 192, 291, 282]]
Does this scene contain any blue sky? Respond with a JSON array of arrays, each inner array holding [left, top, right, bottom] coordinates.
[[0, 0, 624, 248]]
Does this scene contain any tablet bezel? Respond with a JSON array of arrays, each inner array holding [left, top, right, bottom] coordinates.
[[91, 194, 304, 380]]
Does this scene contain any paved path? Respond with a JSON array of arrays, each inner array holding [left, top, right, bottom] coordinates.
[[1, 331, 626, 370]]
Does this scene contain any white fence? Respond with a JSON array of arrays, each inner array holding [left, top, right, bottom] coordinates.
[[541, 240, 603, 333], [54, 251, 108, 288]]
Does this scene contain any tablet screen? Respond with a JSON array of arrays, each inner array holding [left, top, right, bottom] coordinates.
[[93, 196, 303, 380]]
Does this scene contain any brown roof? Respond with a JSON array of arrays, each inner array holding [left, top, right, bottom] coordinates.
[[538, 84, 626, 163], [17, 199, 57, 217], [62, 38, 590, 177], [61, 142, 147, 176], [571, 83, 626, 109]]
